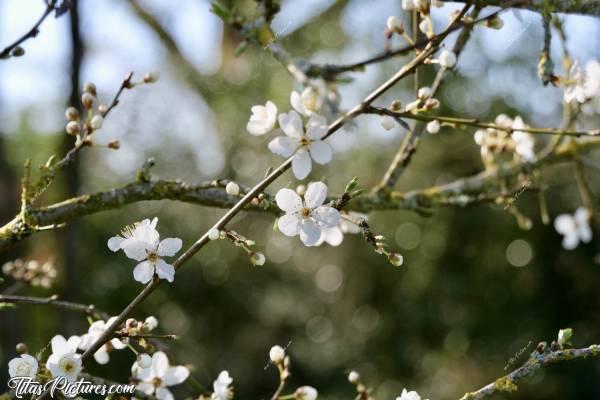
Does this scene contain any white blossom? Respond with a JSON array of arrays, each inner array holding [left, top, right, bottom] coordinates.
[[582, 60, 600, 115], [8, 354, 38, 378], [268, 111, 331, 180], [291, 88, 323, 117], [108, 218, 182, 284], [247, 101, 278, 136], [79, 317, 128, 365], [226, 182, 240, 196], [554, 207, 593, 250], [396, 388, 428, 400], [269, 345, 285, 363], [212, 370, 234, 400], [380, 115, 396, 131], [250, 251, 266, 266], [511, 116, 536, 161], [275, 182, 340, 247], [133, 351, 189, 400], [426, 120, 440, 134], [439, 50, 457, 68], [296, 386, 318, 400], [46, 335, 82, 383], [387, 16, 402, 32]]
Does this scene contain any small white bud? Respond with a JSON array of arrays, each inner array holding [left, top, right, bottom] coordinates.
[[81, 92, 95, 109], [98, 104, 108, 114], [208, 228, 221, 241], [65, 107, 80, 121], [144, 316, 158, 331], [269, 345, 285, 363], [348, 371, 360, 384], [485, 15, 504, 30], [419, 19, 429, 35], [65, 121, 81, 135], [417, 86, 432, 100], [250, 251, 266, 266], [137, 353, 152, 368], [386, 16, 403, 33], [426, 120, 441, 134], [402, 0, 415, 10], [83, 82, 96, 95], [296, 386, 318, 400], [90, 115, 103, 130], [300, 87, 322, 113], [226, 181, 240, 196], [296, 184, 306, 196], [380, 115, 396, 131], [388, 253, 404, 267], [439, 50, 457, 68]]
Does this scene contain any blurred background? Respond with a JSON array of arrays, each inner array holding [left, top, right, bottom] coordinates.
[[1, 0, 599, 399]]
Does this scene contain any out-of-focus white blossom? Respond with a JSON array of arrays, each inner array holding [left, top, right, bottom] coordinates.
[[317, 211, 367, 246], [380, 115, 396, 130], [554, 207, 592, 250], [348, 371, 360, 384], [438, 50, 457, 68], [133, 351, 189, 400], [247, 101, 278, 136], [275, 182, 340, 247], [396, 388, 428, 400], [212, 370, 234, 400], [291, 88, 323, 117], [144, 316, 159, 331], [208, 228, 221, 241], [108, 218, 182, 284], [8, 354, 38, 378], [90, 115, 103, 130], [426, 120, 440, 134], [225, 182, 240, 196]]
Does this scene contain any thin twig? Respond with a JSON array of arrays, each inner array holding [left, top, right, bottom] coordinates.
[[0, 294, 108, 320], [0, 0, 61, 59]]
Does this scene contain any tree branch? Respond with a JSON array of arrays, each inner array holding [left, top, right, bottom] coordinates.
[[0, 294, 109, 320], [451, 0, 600, 17], [459, 344, 600, 400]]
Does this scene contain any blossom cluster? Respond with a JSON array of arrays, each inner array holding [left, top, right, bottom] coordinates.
[[474, 114, 536, 165], [2, 258, 56, 288], [563, 59, 600, 115]]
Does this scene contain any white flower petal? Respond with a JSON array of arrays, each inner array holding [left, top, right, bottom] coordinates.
[[268, 136, 299, 157], [291, 91, 307, 115], [313, 206, 340, 228], [51, 335, 69, 356], [562, 233, 579, 250], [152, 352, 170, 379], [133, 261, 155, 284], [299, 219, 322, 247], [94, 347, 110, 365], [278, 111, 304, 139], [156, 387, 174, 400], [137, 382, 155, 395], [292, 149, 312, 180], [574, 207, 590, 225], [107, 236, 124, 252], [554, 215, 575, 235], [158, 238, 182, 257], [278, 214, 301, 237], [122, 239, 153, 262], [304, 182, 328, 209], [275, 188, 303, 213], [163, 366, 190, 386], [321, 227, 344, 247], [309, 141, 332, 165], [155, 259, 176, 282]]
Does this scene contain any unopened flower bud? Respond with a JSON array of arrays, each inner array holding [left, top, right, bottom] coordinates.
[[144, 316, 158, 331], [81, 92, 95, 109], [66, 121, 81, 135], [83, 82, 96, 96], [126, 318, 138, 330], [98, 104, 108, 114], [226, 181, 240, 196], [348, 371, 360, 384], [296, 184, 306, 196], [390, 100, 402, 111], [296, 386, 318, 400], [65, 107, 80, 121], [108, 140, 120, 150], [90, 115, 103, 130], [10, 46, 25, 57], [250, 251, 265, 266], [269, 345, 285, 364], [208, 228, 220, 241], [426, 119, 441, 134], [424, 98, 440, 110], [143, 71, 160, 83], [439, 50, 457, 68], [418, 86, 432, 99], [386, 16, 404, 34], [388, 252, 404, 266], [380, 115, 396, 131], [15, 343, 28, 354]]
